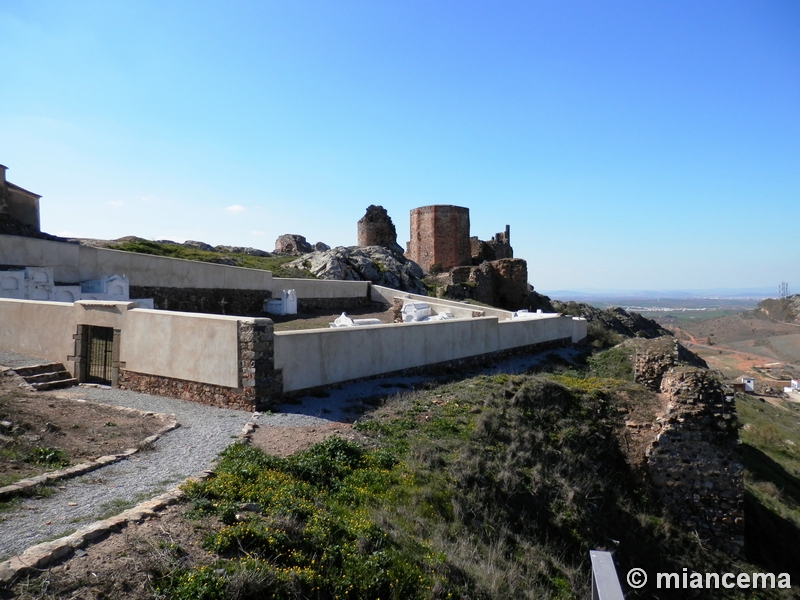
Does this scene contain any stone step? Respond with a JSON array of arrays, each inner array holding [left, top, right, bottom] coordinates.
[[13, 363, 78, 391], [29, 378, 79, 391], [13, 363, 66, 378], [22, 370, 74, 384]]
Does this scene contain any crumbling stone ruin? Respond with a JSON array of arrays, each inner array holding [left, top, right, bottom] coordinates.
[[470, 225, 513, 263], [651, 368, 744, 555], [622, 337, 745, 555], [356, 205, 404, 256], [406, 205, 472, 271]]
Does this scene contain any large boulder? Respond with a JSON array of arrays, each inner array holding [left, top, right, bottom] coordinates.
[[274, 234, 314, 255], [286, 246, 426, 294]]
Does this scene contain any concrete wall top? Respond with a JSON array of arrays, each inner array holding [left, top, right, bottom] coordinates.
[[370, 285, 514, 319], [270, 277, 369, 299]]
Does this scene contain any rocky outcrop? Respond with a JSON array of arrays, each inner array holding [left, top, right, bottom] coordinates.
[[286, 246, 426, 294], [214, 245, 271, 257], [274, 234, 314, 255], [357, 205, 404, 256], [552, 300, 670, 339], [647, 367, 744, 555], [443, 258, 529, 310], [755, 295, 800, 324]]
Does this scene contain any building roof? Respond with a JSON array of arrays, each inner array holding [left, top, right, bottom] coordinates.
[[6, 181, 41, 199]]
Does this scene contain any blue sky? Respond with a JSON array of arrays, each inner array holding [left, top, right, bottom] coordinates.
[[1, 1, 798, 293]]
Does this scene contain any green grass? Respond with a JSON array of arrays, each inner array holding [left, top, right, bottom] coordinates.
[[107, 240, 315, 278], [736, 394, 800, 579], [167, 373, 787, 599]]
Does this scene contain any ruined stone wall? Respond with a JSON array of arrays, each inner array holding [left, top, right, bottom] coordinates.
[[357, 205, 404, 255], [118, 319, 282, 410], [406, 205, 471, 271], [648, 368, 744, 555], [470, 225, 513, 263]]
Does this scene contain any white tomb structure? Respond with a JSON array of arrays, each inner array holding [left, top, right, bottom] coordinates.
[[329, 313, 383, 328], [80, 274, 130, 301], [402, 302, 432, 322], [509, 309, 544, 320], [740, 377, 755, 393], [401, 301, 456, 323], [0, 266, 151, 306], [264, 289, 298, 316]]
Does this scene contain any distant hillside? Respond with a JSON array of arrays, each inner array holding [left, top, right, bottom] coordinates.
[[755, 295, 800, 324]]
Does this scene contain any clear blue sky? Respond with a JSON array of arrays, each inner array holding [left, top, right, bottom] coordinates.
[[1, 1, 798, 293]]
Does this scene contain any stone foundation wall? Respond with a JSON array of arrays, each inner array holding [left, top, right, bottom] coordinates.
[[118, 318, 282, 411], [117, 371, 260, 410], [647, 367, 744, 555], [130, 286, 270, 316]]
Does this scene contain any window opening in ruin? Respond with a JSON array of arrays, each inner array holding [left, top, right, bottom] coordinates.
[[84, 326, 114, 385]]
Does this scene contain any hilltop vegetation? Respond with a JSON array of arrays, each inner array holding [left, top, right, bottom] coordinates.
[[755, 295, 800, 324], [104, 238, 313, 279]]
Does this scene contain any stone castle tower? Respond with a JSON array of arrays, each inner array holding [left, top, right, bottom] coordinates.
[[406, 205, 471, 271], [356, 205, 404, 255]]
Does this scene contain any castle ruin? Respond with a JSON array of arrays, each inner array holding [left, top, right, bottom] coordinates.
[[406, 205, 472, 271], [356, 205, 404, 256]]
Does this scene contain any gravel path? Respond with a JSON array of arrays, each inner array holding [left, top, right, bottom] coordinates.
[[0, 350, 50, 370], [0, 345, 578, 559]]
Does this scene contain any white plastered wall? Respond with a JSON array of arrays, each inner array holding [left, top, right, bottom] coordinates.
[[275, 317, 500, 392], [0, 298, 241, 388]]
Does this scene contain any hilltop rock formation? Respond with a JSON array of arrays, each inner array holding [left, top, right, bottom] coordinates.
[[443, 258, 530, 310], [357, 205, 404, 256], [274, 234, 314, 255], [552, 300, 670, 339], [755, 294, 800, 323], [286, 246, 426, 294]]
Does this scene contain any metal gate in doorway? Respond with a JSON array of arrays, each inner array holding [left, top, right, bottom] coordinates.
[[85, 326, 114, 384]]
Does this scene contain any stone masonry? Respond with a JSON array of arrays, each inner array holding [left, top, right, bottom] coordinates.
[[118, 318, 282, 411], [406, 205, 471, 272], [357, 205, 404, 256], [470, 225, 513, 263], [648, 367, 744, 555]]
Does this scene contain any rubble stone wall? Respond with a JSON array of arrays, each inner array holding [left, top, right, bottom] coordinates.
[[357, 205, 403, 255], [647, 367, 744, 555]]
